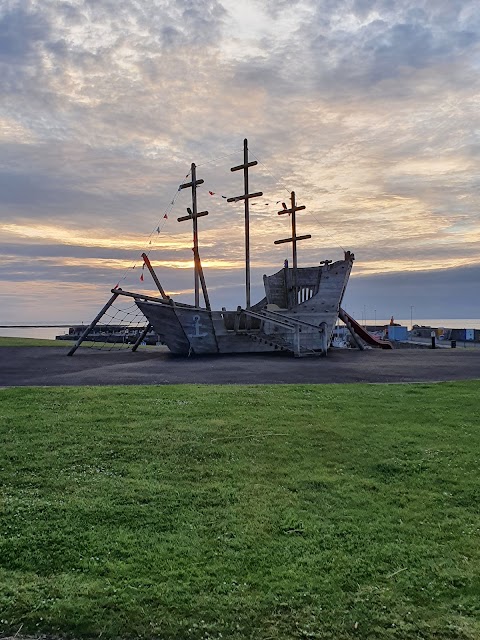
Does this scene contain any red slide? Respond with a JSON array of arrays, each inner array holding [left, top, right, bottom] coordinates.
[[339, 308, 393, 349]]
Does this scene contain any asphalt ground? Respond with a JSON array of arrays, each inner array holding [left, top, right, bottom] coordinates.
[[1, 346, 480, 386]]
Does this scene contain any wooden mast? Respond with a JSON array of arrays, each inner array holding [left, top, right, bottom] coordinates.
[[275, 191, 311, 304], [178, 163, 208, 308], [227, 139, 263, 308]]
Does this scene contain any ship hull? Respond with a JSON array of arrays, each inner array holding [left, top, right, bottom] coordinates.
[[135, 255, 353, 356]]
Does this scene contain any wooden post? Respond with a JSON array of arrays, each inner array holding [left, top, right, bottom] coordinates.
[[67, 291, 120, 356], [141, 253, 168, 299], [131, 323, 152, 352], [234, 306, 242, 332], [275, 192, 310, 307], [178, 163, 207, 308], [228, 139, 263, 308], [193, 247, 211, 310]]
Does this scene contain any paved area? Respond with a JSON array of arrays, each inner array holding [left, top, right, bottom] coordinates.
[[1, 346, 480, 386]]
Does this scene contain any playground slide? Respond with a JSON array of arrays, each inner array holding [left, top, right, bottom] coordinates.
[[339, 308, 393, 349]]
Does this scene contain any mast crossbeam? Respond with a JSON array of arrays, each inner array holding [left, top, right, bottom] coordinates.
[[226, 191, 263, 203], [274, 234, 312, 245], [231, 160, 258, 172], [177, 210, 209, 222], [278, 204, 306, 215], [179, 178, 204, 190]]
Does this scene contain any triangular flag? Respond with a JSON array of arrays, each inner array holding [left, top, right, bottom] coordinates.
[[140, 273, 144, 282], [209, 191, 215, 196], [164, 213, 168, 219], [156, 226, 160, 233]]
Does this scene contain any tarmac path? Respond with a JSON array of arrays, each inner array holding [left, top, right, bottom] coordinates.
[[1, 346, 480, 386]]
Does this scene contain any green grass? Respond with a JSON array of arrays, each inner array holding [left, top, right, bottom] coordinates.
[[1, 383, 479, 639], [0, 336, 75, 347], [0, 337, 164, 349]]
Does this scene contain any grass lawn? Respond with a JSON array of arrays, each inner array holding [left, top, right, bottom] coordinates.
[[1, 382, 479, 639], [0, 337, 75, 347], [0, 337, 164, 350]]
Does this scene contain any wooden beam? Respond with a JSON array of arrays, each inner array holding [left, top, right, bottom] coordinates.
[[176, 162, 208, 307], [141, 252, 168, 299], [231, 160, 258, 172], [131, 323, 152, 352], [177, 210, 209, 223], [226, 191, 263, 203], [179, 178, 204, 190], [228, 139, 262, 309], [274, 234, 312, 245], [67, 291, 120, 356], [193, 248, 210, 310], [278, 204, 306, 215]]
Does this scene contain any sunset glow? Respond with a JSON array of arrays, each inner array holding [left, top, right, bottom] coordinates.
[[0, 0, 479, 322]]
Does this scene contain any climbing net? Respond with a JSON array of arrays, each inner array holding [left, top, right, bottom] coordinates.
[[77, 298, 156, 351]]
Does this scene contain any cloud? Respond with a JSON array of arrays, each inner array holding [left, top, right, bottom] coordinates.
[[0, 0, 479, 323]]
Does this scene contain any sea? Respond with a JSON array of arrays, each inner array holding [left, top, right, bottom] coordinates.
[[0, 319, 479, 341]]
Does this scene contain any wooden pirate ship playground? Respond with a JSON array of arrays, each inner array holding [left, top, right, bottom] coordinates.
[[67, 140, 392, 357]]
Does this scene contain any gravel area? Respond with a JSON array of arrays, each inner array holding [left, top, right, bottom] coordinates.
[[1, 346, 480, 386]]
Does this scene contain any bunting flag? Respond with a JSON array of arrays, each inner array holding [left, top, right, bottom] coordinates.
[[202, 186, 293, 208], [164, 213, 168, 219], [140, 273, 144, 282], [113, 282, 120, 289], [156, 226, 160, 233]]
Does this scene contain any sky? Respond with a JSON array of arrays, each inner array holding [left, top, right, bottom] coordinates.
[[1, 0, 479, 325]]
